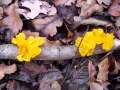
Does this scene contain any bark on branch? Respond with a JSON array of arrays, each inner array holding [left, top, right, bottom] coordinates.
[[0, 39, 120, 61]]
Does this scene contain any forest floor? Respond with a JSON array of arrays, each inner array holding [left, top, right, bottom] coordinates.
[[0, 0, 120, 90]]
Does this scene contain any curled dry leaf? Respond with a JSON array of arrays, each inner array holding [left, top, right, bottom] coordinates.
[[108, 0, 120, 16], [53, 0, 76, 6], [111, 61, 120, 74], [2, 4, 23, 34], [0, 64, 17, 80], [88, 60, 96, 81], [76, 0, 103, 17], [39, 80, 61, 90], [18, 0, 57, 19], [90, 82, 109, 90], [32, 16, 63, 36], [96, 0, 111, 5], [97, 58, 109, 82], [80, 3, 103, 17]]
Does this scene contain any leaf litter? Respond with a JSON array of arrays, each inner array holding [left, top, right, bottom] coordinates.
[[0, 0, 120, 90]]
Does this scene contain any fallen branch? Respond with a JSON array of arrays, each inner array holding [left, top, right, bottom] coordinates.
[[0, 39, 120, 61]]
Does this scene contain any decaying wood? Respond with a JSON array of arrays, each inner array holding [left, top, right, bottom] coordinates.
[[0, 39, 119, 61]]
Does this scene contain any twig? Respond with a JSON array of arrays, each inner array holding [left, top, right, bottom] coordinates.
[[0, 39, 119, 61]]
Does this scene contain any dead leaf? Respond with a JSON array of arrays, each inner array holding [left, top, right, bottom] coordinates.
[[2, 4, 23, 34], [0, 64, 16, 80], [18, 0, 57, 19], [76, 0, 103, 17], [97, 58, 109, 82], [38, 69, 62, 90], [115, 17, 120, 27], [24, 62, 47, 74], [42, 69, 63, 81], [0, 0, 12, 6], [53, 0, 76, 6], [45, 39, 62, 46], [76, 0, 86, 7], [88, 60, 96, 81], [23, 30, 39, 38], [6, 80, 32, 90], [39, 80, 61, 90], [80, 3, 103, 17], [97, 0, 111, 5], [57, 5, 77, 24], [90, 82, 109, 90], [111, 61, 120, 74], [6, 80, 16, 90], [51, 81, 61, 90], [32, 16, 63, 36], [90, 82, 104, 90], [0, 7, 3, 19], [108, 0, 120, 16]]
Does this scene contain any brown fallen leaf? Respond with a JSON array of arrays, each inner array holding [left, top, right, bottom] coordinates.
[[88, 60, 96, 81], [23, 30, 39, 38], [24, 62, 47, 74], [96, 0, 111, 5], [115, 17, 120, 27], [39, 80, 61, 90], [108, 0, 120, 16], [2, 4, 23, 34], [111, 61, 120, 74], [90, 82, 104, 90], [51, 81, 61, 90], [32, 16, 63, 36], [6, 80, 32, 90], [76, 0, 103, 17], [0, 64, 16, 80], [0, 7, 3, 19], [90, 82, 109, 90], [97, 58, 109, 82], [53, 0, 76, 6], [80, 3, 103, 17], [18, 0, 57, 19], [0, 0, 12, 6], [76, 0, 86, 7], [38, 69, 62, 90], [6, 80, 16, 90]]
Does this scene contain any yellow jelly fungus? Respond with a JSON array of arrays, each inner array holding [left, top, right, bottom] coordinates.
[[12, 32, 45, 62], [92, 28, 105, 44], [102, 33, 114, 51], [75, 28, 114, 56]]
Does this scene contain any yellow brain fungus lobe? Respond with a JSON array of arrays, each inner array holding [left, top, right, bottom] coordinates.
[[12, 32, 45, 62], [102, 33, 114, 51], [75, 28, 114, 56]]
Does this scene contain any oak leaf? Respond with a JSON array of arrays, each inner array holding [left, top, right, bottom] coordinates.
[[97, 58, 109, 82], [32, 16, 63, 36], [18, 0, 57, 19], [108, 0, 120, 16], [2, 4, 23, 34], [0, 64, 17, 80]]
